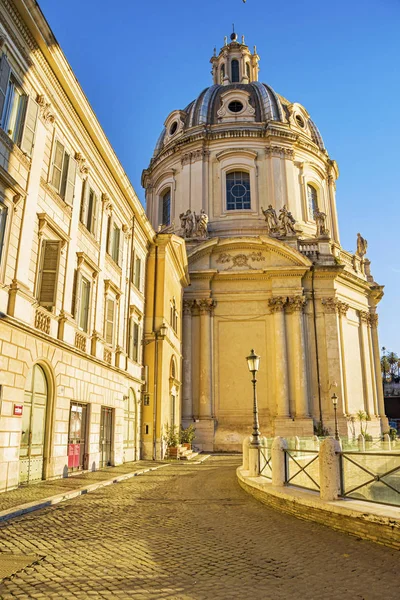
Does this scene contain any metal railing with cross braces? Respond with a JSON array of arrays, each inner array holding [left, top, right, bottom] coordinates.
[[284, 448, 320, 492], [259, 446, 272, 480], [339, 451, 400, 507]]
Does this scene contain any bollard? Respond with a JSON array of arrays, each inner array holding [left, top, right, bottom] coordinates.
[[248, 445, 260, 477], [319, 437, 341, 501], [383, 433, 391, 451], [271, 436, 287, 487], [358, 433, 365, 452], [242, 436, 252, 470]]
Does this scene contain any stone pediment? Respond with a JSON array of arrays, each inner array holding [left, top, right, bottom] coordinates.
[[187, 236, 312, 273]]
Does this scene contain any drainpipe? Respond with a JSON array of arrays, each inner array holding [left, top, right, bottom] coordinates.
[[152, 245, 159, 460], [311, 264, 323, 428], [125, 215, 135, 370]]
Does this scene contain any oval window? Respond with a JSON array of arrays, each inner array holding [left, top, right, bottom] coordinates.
[[228, 101, 243, 113], [295, 115, 305, 128], [169, 121, 178, 135]]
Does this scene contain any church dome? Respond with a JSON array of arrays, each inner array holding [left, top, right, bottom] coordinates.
[[153, 35, 325, 158]]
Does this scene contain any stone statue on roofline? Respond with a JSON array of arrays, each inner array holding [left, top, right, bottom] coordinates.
[[178, 207, 209, 239], [314, 207, 329, 238], [179, 209, 194, 238], [261, 205, 280, 236], [278, 205, 297, 236], [356, 232, 368, 257], [194, 209, 209, 239]]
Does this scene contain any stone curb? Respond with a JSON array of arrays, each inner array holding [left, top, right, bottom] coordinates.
[[237, 467, 400, 550], [0, 464, 170, 523]]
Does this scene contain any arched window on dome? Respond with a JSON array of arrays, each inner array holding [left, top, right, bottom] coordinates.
[[231, 59, 240, 83], [226, 171, 251, 210], [307, 184, 318, 220], [220, 64, 225, 84], [161, 189, 171, 226]]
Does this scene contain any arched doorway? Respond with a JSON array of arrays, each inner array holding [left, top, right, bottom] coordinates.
[[19, 364, 49, 484]]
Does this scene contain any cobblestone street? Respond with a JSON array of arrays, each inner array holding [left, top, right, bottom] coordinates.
[[0, 456, 398, 599]]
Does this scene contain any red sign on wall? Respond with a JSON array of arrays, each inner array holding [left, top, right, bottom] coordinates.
[[13, 404, 23, 416]]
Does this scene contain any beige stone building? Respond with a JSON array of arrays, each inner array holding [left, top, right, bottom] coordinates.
[[142, 33, 388, 451], [0, 0, 187, 491]]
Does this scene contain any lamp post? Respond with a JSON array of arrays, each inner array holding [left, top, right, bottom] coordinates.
[[246, 349, 261, 447], [331, 393, 340, 441]]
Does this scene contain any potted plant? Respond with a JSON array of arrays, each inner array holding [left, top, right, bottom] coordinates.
[[180, 424, 196, 450], [163, 425, 181, 458]]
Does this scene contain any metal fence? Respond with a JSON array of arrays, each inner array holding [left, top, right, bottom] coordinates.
[[284, 448, 320, 492], [259, 446, 272, 480], [339, 451, 400, 507]]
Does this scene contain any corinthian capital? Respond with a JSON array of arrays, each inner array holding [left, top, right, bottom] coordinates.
[[321, 297, 338, 314], [359, 310, 370, 323], [285, 295, 307, 313], [268, 296, 286, 313], [337, 301, 350, 317], [196, 299, 216, 314], [369, 313, 379, 327], [183, 300, 195, 315]]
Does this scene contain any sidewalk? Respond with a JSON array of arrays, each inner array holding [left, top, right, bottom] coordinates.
[[0, 460, 167, 522]]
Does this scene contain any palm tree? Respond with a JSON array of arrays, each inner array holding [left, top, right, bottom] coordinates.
[[381, 354, 390, 381], [387, 351, 399, 377]]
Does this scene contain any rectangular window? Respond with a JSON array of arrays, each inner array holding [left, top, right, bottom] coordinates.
[[37, 240, 61, 308], [0, 56, 38, 155], [134, 256, 141, 289], [111, 224, 120, 264], [226, 171, 251, 210], [78, 277, 90, 332], [0, 203, 8, 267], [80, 181, 98, 234], [105, 298, 115, 346], [51, 139, 76, 203], [128, 319, 140, 362]]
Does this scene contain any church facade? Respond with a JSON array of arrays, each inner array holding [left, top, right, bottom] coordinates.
[[142, 34, 388, 451]]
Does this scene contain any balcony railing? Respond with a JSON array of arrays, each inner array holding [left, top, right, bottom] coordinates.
[[34, 308, 51, 335]]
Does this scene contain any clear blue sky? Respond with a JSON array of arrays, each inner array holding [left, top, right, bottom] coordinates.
[[38, 0, 400, 352]]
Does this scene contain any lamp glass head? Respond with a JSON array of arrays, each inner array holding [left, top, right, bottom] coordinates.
[[246, 349, 260, 373], [331, 393, 338, 407]]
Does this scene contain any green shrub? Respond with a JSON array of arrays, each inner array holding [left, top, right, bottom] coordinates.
[[180, 424, 196, 444], [163, 425, 180, 447]]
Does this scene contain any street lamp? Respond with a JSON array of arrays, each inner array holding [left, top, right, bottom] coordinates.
[[246, 349, 261, 447], [331, 393, 340, 441]]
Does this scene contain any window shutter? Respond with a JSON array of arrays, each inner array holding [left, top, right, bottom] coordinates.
[[133, 323, 139, 362], [20, 96, 38, 156], [80, 179, 89, 225], [140, 260, 145, 292], [105, 298, 114, 345], [106, 215, 112, 254], [128, 317, 133, 359], [0, 55, 11, 122], [38, 240, 60, 307], [91, 193, 98, 238], [62, 155, 76, 206], [0, 204, 8, 265], [118, 228, 123, 267], [71, 268, 79, 318], [80, 278, 90, 332], [51, 140, 64, 191]]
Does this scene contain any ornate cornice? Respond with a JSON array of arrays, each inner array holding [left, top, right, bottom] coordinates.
[[181, 148, 210, 166], [265, 146, 294, 160], [37, 94, 56, 124], [75, 152, 89, 175]]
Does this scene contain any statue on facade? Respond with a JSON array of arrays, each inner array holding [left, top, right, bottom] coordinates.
[[194, 209, 209, 238], [356, 232, 368, 257], [278, 205, 297, 236], [179, 209, 195, 238], [261, 205, 279, 236], [314, 208, 329, 237]]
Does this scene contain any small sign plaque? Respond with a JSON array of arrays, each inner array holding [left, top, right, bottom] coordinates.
[[13, 404, 23, 416]]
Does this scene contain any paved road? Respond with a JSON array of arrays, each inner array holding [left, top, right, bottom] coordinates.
[[0, 456, 398, 599]]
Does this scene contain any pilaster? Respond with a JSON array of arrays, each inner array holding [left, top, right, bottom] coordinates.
[[268, 296, 289, 418]]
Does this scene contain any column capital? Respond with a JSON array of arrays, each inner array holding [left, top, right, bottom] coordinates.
[[359, 310, 370, 324], [183, 299, 195, 315], [268, 296, 286, 313], [337, 301, 350, 317], [321, 297, 338, 314], [196, 298, 216, 314], [285, 295, 307, 313], [369, 313, 379, 327]]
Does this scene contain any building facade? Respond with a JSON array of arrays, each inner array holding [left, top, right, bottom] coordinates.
[[143, 33, 388, 451], [0, 0, 187, 491]]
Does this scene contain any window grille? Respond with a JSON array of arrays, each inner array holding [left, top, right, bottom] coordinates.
[[226, 171, 251, 210]]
